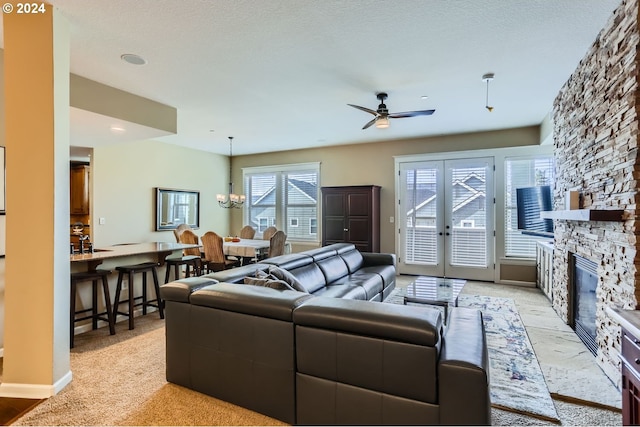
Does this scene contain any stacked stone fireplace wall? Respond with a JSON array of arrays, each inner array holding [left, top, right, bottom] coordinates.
[[552, 0, 640, 385]]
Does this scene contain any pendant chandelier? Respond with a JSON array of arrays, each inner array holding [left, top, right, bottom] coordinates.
[[216, 136, 246, 209]]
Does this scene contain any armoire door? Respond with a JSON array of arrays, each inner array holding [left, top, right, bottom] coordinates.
[[321, 186, 380, 252]]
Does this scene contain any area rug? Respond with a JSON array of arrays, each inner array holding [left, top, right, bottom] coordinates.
[[385, 288, 560, 423]]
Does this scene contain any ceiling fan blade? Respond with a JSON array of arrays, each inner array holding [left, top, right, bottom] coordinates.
[[348, 104, 378, 116], [388, 109, 436, 118], [362, 117, 377, 129]]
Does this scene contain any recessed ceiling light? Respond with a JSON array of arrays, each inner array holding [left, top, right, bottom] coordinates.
[[421, 95, 429, 100], [110, 125, 126, 133], [120, 53, 147, 65]]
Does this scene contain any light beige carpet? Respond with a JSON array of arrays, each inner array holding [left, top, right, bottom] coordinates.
[[11, 295, 623, 426], [13, 315, 285, 426]]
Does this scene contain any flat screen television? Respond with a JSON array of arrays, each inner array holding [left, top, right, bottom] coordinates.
[[516, 185, 553, 236]]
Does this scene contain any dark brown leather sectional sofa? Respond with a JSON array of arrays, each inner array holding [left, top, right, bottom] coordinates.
[[160, 243, 490, 425]]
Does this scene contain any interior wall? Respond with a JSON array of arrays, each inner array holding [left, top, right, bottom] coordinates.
[[551, 0, 639, 385], [231, 125, 541, 255], [92, 139, 231, 246]]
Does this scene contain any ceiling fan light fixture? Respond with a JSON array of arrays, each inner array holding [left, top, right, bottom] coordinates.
[[375, 117, 390, 129]]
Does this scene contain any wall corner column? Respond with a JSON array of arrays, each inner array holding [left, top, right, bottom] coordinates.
[[0, 2, 72, 397]]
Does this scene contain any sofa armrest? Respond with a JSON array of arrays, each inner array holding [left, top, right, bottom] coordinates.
[[438, 307, 491, 425], [361, 252, 396, 268], [160, 277, 218, 303]]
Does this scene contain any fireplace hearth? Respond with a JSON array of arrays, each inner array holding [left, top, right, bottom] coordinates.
[[569, 254, 598, 356]]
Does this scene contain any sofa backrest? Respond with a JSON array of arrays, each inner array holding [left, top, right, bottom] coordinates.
[[293, 296, 443, 422], [287, 262, 328, 294], [201, 263, 269, 284], [338, 248, 364, 273], [316, 255, 349, 283], [260, 253, 313, 270], [190, 282, 313, 321]]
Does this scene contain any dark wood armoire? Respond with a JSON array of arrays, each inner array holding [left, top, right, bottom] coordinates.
[[321, 185, 380, 253]]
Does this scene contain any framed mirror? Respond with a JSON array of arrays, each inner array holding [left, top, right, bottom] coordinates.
[[155, 188, 200, 231]]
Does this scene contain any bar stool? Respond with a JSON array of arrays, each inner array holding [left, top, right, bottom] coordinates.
[[70, 269, 116, 348], [113, 262, 163, 330], [164, 254, 201, 283]]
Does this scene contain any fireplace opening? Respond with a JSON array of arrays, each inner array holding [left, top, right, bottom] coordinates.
[[569, 254, 598, 356]]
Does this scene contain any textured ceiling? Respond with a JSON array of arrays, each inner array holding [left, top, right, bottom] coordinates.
[[3, 0, 623, 155]]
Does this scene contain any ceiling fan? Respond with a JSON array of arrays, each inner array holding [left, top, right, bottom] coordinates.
[[347, 92, 435, 130]]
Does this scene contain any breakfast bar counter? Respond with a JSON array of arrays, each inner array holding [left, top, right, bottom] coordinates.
[[71, 242, 200, 271]]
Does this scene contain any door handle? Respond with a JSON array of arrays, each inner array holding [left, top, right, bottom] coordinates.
[[343, 228, 349, 232], [445, 232, 450, 236], [438, 232, 443, 236]]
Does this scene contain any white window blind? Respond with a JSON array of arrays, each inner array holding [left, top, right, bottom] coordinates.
[[449, 165, 488, 267], [504, 156, 554, 257], [403, 166, 438, 265], [244, 163, 319, 241]]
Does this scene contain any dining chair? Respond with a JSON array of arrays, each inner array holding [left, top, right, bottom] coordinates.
[[262, 226, 277, 241], [165, 229, 202, 282], [173, 223, 193, 243], [201, 231, 241, 273], [179, 229, 203, 276], [267, 230, 287, 258], [239, 225, 256, 239]]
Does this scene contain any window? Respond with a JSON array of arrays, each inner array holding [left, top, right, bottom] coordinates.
[[504, 156, 554, 257], [244, 163, 320, 242]]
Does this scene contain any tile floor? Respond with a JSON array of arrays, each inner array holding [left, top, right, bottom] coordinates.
[[397, 275, 622, 410]]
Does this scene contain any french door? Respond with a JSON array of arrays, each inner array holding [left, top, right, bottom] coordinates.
[[398, 157, 495, 281]]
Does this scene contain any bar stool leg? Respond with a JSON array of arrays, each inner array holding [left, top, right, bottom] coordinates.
[[151, 267, 164, 319], [101, 274, 116, 335], [164, 264, 171, 284], [142, 272, 148, 315], [91, 279, 99, 330], [128, 270, 135, 330]]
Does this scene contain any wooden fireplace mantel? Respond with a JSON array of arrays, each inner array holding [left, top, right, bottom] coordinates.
[[540, 209, 624, 222]]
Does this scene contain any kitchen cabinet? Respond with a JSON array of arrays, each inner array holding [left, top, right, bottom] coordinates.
[[321, 185, 380, 253], [70, 165, 90, 214]]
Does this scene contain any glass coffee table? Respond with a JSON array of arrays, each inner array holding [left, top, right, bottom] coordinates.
[[404, 276, 467, 322]]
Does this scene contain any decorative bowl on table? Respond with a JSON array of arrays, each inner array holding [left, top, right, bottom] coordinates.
[[231, 238, 241, 242]]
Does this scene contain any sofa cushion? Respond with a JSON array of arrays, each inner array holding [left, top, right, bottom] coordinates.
[[288, 263, 328, 294], [339, 249, 365, 273], [359, 265, 396, 288], [331, 272, 383, 300], [243, 276, 295, 291], [316, 256, 349, 284], [311, 283, 367, 300], [268, 265, 309, 293]]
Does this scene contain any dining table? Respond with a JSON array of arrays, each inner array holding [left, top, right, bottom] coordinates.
[[222, 238, 290, 260]]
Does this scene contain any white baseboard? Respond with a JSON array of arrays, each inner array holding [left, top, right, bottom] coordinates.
[[0, 369, 72, 398]]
